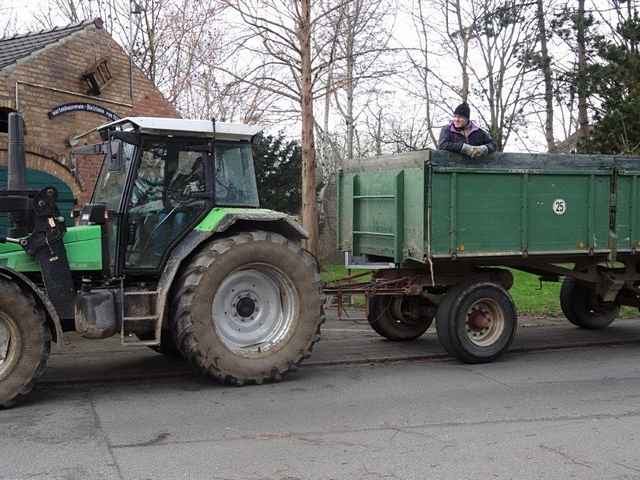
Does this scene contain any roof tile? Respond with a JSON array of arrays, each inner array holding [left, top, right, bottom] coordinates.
[[0, 19, 101, 70]]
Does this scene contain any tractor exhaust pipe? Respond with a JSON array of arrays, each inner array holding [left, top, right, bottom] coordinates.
[[7, 112, 26, 191]]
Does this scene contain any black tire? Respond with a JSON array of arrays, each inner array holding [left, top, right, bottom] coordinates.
[[367, 296, 433, 341], [436, 282, 517, 364], [0, 278, 51, 408], [171, 231, 324, 385], [148, 330, 182, 358], [560, 277, 618, 330]]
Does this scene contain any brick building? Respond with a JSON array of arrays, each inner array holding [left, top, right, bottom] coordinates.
[[0, 18, 176, 215]]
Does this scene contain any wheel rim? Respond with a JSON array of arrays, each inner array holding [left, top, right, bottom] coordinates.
[[211, 263, 298, 355], [0, 312, 20, 381], [464, 298, 505, 347]]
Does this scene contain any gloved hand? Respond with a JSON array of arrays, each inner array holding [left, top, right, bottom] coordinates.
[[470, 145, 489, 158], [460, 143, 475, 156]]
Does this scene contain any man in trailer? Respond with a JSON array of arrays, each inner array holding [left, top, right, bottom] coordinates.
[[438, 102, 496, 158]]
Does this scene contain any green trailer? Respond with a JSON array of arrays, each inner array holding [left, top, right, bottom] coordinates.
[[334, 149, 640, 363]]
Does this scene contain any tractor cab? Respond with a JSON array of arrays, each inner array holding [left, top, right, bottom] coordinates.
[[79, 117, 261, 276]]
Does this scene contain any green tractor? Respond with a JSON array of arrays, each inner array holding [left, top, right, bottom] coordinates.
[[0, 114, 323, 407]]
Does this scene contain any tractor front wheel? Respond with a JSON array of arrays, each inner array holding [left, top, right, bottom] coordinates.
[[0, 278, 50, 408], [171, 231, 323, 385]]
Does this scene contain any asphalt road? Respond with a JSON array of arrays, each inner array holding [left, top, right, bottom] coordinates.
[[3, 320, 640, 479]]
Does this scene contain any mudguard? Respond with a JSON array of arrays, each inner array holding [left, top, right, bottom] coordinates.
[[0, 267, 64, 351], [155, 208, 308, 330], [194, 207, 308, 238]]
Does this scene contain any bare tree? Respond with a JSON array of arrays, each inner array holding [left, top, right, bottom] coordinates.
[[1, 8, 17, 38], [33, 0, 218, 113], [465, 0, 538, 151], [220, 0, 358, 255], [299, 0, 320, 254], [328, 0, 397, 163], [591, 0, 639, 50], [32, 0, 126, 38], [402, 0, 453, 148], [436, 0, 474, 102], [576, 0, 589, 145], [535, 0, 556, 152], [179, 63, 282, 124]]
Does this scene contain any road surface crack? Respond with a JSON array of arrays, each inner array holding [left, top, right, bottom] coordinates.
[[88, 392, 126, 480], [539, 444, 593, 469], [108, 409, 640, 449]]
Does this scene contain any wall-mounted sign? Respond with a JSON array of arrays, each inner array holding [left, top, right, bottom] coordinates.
[[48, 103, 120, 121]]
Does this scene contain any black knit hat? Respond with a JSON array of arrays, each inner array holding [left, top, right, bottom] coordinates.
[[453, 102, 470, 119]]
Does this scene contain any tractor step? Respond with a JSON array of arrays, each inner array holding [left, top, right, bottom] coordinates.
[[121, 289, 161, 346]]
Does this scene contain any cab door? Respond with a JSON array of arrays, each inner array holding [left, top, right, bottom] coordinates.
[[123, 139, 211, 272], [90, 139, 137, 277]]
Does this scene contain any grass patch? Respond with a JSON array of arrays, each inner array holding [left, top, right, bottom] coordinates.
[[321, 264, 637, 318], [320, 264, 371, 283], [509, 270, 561, 316]]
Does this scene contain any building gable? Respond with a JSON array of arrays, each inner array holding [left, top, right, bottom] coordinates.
[[0, 19, 101, 71], [0, 18, 177, 205]]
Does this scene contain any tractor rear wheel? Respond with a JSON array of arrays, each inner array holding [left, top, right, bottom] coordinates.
[[0, 278, 50, 408], [560, 277, 619, 330], [171, 231, 323, 385], [367, 296, 434, 341]]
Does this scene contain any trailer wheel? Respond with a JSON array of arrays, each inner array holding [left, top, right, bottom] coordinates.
[[171, 231, 323, 385], [367, 296, 433, 341], [0, 278, 50, 408], [436, 282, 517, 364], [560, 278, 618, 330]]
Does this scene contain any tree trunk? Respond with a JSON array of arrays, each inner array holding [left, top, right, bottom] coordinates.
[[455, 0, 470, 102], [536, 0, 555, 152], [298, 0, 319, 256], [375, 107, 383, 155], [321, 63, 333, 174], [576, 0, 588, 148], [345, 13, 355, 163]]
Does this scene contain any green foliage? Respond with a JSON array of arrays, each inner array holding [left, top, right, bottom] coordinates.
[[580, 16, 640, 154], [252, 132, 301, 215]]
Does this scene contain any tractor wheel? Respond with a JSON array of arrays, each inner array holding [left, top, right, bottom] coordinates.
[[0, 278, 50, 408], [171, 231, 324, 385], [148, 330, 182, 358], [436, 281, 517, 364], [560, 277, 619, 330], [367, 296, 434, 341]]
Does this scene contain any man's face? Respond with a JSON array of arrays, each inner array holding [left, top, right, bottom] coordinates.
[[453, 115, 468, 129]]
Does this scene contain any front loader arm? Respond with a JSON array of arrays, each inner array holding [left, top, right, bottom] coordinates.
[[0, 187, 76, 319]]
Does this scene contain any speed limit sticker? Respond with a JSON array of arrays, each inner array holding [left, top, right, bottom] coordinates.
[[553, 199, 567, 216]]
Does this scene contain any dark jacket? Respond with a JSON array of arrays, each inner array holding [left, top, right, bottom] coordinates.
[[438, 121, 497, 154]]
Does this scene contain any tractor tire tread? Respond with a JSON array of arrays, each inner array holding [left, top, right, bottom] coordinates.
[[171, 231, 323, 385], [0, 279, 50, 408]]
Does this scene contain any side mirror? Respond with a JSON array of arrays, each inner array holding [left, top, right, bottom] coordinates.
[[106, 139, 124, 171]]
